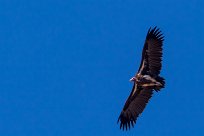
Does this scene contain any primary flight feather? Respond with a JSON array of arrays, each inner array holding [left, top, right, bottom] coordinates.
[[117, 27, 165, 130]]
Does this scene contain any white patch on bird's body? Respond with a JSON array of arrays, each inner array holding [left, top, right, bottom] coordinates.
[[131, 84, 138, 97], [143, 75, 156, 82], [138, 60, 145, 74]]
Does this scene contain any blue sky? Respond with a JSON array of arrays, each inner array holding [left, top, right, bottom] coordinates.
[[0, 0, 203, 136]]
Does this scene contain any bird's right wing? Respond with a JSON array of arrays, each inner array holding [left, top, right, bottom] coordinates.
[[118, 83, 153, 130]]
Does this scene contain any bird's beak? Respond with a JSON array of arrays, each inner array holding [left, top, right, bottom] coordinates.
[[129, 77, 135, 82]]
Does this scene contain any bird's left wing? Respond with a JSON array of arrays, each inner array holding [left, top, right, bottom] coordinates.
[[137, 27, 164, 76], [118, 83, 153, 130]]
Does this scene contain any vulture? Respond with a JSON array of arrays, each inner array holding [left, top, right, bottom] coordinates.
[[117, 27, 165, 130]]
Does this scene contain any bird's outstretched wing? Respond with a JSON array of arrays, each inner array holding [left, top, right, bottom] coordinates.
[[117, 27, 164, 130], [138, 27, 164, 76], [117, 83, 153, 130]]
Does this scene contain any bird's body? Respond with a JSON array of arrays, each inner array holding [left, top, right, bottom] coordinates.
[[135, 74, 163, 89], [118, 27, 165, 130]]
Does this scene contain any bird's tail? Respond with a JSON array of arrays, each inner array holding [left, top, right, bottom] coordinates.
[[155, 76, 165, 91]]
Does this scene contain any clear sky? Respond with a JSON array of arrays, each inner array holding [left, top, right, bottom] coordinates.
[[0, 0, 203, 136]]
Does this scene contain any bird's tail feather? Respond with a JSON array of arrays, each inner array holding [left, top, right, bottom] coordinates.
[[155, 76, 165, 91]]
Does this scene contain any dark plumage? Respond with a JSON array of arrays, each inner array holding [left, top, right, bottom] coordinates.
[[117, 27, 165, 130]]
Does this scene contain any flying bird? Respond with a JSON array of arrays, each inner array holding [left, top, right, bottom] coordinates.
[[117, 27, 165, 130]]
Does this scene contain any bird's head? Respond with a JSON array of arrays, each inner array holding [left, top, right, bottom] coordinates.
[[129, 77, 136, 82]]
